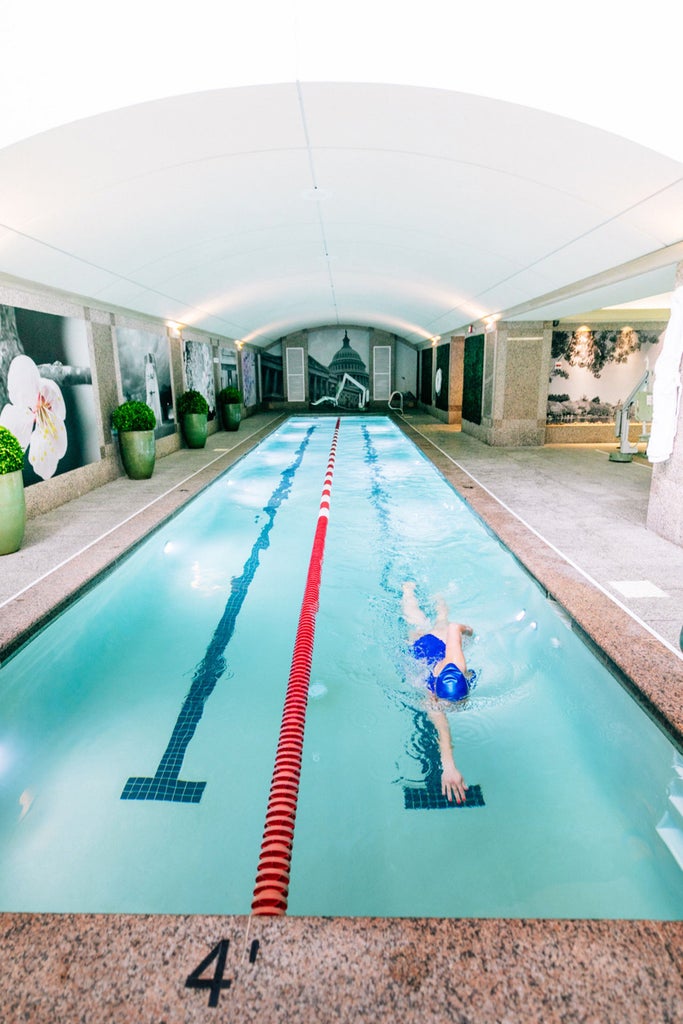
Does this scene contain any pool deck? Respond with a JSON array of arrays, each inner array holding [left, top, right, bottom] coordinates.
[[1, 409, 682, 1023]]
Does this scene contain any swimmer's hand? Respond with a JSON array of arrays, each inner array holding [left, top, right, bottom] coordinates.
[[441, 765, 467, 804]]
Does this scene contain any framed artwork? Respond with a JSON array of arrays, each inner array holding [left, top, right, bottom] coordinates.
[[1, 304, 99, 483]]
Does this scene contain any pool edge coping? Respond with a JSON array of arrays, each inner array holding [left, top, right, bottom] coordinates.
[[1, 912, 681, 1023]]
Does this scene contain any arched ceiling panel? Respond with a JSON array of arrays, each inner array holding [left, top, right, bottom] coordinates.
[[15, 151, 319, 268], [314, 148, 640, 266], [3, 1, 683, 164], [0, 80, 681, 343], [622, 180, 683, 243], [299, 83, 683, 207]]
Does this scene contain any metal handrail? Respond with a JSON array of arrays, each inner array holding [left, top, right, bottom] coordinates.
[[388, 390, 404, 413]]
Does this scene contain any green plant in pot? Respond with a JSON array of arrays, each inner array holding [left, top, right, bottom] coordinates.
[[0, 425, 26, 554], [111, 400, 156, 479], [177, 389, 209, 448], [218, 386, 243, 432]]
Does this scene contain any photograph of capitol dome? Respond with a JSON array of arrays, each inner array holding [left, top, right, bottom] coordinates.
[[260, 326, 374, 407], [308, 328, 370, 408]]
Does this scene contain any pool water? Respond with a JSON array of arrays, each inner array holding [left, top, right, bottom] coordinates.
[[0, 416, 681, 918]]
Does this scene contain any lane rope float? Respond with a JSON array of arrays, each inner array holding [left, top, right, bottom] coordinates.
[[251, 417, 341, 915]]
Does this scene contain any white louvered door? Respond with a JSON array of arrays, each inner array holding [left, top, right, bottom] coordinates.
[[373, 345, 392, 400], [286, 347, 305, 402]]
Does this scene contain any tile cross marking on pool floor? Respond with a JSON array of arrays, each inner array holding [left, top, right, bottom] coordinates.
[[121, 427, 316, 804]]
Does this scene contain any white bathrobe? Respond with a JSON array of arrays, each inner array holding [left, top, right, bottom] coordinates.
[[647, 286, 683, 464]]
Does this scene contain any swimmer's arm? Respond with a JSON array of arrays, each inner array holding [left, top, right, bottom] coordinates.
[[428, 707, 467, 804]]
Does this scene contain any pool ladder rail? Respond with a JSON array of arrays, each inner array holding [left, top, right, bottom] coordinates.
[[655, 752, 683, 870], [609, 368, 652, 463], [388, 391, 404, 414]]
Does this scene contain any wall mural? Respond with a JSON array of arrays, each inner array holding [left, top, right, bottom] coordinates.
[[548, 327, 663, 423], [462, 334, 484, 424], [242, 348, 258, 407], [115, 327, 175, 436], [257, 328, 372, 406], [0, 304, 99, 483], [419, 348, 433, 406], [183, 339, 216, 417], [308, 327, 370, 407], [219, 346, 239, 391], [435, 343, 450, 412], [260, 343, 284, 401]]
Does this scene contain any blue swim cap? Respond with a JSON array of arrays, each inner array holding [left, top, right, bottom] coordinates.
[[429, 662, 475, 702]]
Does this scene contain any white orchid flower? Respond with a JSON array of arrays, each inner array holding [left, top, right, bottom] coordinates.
[[0, 354, 67, 479]]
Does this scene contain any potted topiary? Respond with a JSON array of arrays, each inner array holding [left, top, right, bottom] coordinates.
[[111, 400, 156, 479], [0, 425, 26, 554], [218, 386, 243, 432], [177, 389, 209, 448]]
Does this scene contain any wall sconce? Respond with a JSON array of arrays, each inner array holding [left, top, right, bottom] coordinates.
[[430, 335, 441, 347], [235, 340, 244, 351], [167, 322, 183, 339]]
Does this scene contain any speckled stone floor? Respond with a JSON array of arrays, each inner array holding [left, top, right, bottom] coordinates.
[[1, 410, 681, 1023], [1, 914, 681, 1024]]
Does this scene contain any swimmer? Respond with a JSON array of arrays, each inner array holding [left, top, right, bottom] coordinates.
[[402, 582, 476, 804]]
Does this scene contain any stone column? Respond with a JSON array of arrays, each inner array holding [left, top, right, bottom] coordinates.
[[424, 335, 465, 424], [646, 263, 683, 547], [169, 329, 184, 409], [462, 322, 551, 446], [449, 335, 464, 424], [87, 310, 119, 448]]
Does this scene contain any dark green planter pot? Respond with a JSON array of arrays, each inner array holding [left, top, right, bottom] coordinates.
[[182, 412, 208, 448], [0, 470, 26, 554], [118, 430, 156, 479], [221, 402, 242, 432]]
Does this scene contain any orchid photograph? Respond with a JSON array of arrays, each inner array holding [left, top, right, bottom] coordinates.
[[0, 304, 99, 485], [0, 354, 67, 479]]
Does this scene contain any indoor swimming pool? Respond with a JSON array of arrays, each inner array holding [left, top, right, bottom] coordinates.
[[0, 415, 681, 919]]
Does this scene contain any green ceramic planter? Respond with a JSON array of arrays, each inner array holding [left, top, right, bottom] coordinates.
[[0, 469, 26, 554], [182, 412, 208, 448], [221, 402, 242, 432], [118, 429, 156, 479]]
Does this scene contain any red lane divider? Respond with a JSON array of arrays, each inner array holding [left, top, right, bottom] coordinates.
[[251, 418, 341, 916]]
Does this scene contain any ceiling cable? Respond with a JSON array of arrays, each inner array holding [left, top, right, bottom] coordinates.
[[296, 81, 339, 323]]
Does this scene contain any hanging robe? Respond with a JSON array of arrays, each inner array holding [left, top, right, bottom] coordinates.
[[647, 286, 683, 464]]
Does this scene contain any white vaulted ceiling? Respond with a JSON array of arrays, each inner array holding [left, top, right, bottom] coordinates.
[[1, 2, 682, 346]]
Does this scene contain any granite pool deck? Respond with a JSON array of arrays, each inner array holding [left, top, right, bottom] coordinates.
[[0, 409, 681, 1023]]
